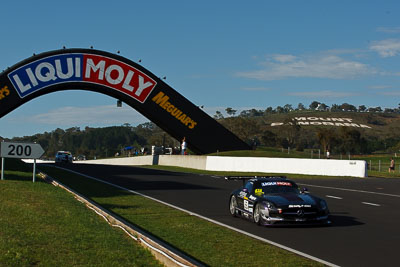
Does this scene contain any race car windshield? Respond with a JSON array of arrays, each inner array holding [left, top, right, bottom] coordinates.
[[260, 181, 299, 194]]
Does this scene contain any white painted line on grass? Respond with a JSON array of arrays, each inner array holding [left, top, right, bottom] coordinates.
[[326, 195, 343, 200], [50, 165, 339, 267], [298, 183, 400, 198], [362, 202, 381, 207]]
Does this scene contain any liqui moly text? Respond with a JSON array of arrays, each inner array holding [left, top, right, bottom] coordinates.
[[8, 53, 157, 103]]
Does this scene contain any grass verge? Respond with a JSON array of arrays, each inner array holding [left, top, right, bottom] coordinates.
[[0, 159, 161, 266], [37, 164, 323, 267]]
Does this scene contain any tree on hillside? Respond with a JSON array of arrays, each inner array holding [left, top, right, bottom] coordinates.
[[280, 118, 301, 148], [283, 104, 293, 112], [317, 103, 329, 111], [330, 104, 341, 112], [225, 107, 237, 116], [264, 107, 274, 114], [340, 103, 357, 112], [297, 103, 305, 110], [316, 128, 337, 152], [368, 106, 382, 113], [221, 117, 260, 144], [338, 127, 364, 153], [213, 111, 224, 119], [261, 130, 277, 147], [309, 101, 321, 110], [358, 105, 367, 112], [276, 106, 285, 113]]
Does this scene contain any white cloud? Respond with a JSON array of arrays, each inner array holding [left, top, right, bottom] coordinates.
[[236, 54, 375, 80], [287, 90, 358, 98], [379, 91, 400, 96], [272, 54, 297, 63], [27, 105, 148, 125], [376, 27, 400, 34], [240, 87, 272, 91], [369, 39, 400, 57], [368, 85, 392, 90]]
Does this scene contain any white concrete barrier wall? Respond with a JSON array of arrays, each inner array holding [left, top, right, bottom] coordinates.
[[158, 155, 207, 170], [75, 155, 155, 166], [73, 155, 367, 177], [205, 156, 367, 177]]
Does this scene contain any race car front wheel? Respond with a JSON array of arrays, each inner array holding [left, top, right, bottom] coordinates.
[[229, 195, 238, 217], [253, 203, 262, 225]]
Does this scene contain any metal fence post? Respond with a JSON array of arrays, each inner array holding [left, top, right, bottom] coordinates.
[[32, 159, 36, 183], [0, 141, 3, 180]]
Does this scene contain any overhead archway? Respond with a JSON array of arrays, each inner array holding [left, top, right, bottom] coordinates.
[[0, 48, 250, 154]]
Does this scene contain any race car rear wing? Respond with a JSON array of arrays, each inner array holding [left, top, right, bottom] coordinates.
[[224, 175, 287, 185]]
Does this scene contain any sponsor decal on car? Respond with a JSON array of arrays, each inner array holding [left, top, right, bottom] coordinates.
[[249, 195, 257, 201], [152, 91, 197, 129], [239, 191, 248, 198], [288, 204, 312, 208], [254, 188, 263, 196], [8, 53, 157, 103], [261, 181, 292, 187], [0, 85, 10, 100]]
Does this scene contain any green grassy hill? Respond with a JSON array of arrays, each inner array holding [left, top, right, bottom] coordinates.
[[3, 110, 400, 158], [219, 110, 400, 154]]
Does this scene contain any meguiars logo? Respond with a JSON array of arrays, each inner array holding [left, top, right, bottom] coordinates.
[[0, 85, 10, 100], [152, 91, 197, 129], [8, 53, 156, 103]]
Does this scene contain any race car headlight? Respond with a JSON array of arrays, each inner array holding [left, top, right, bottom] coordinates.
[[319, 200, 328, 210], [262, 201, 275, 209]]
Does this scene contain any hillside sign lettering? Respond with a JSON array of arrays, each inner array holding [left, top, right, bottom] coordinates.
[[270, 117, 372, 129]]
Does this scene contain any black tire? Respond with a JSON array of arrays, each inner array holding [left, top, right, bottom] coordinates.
[[253, 203, 262, 225], [229, 195, 238, 217]]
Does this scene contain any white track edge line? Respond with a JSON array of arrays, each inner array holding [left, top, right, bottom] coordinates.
[[40, 166, 193, 267], [52, 166, 340, 267], [361, 202, 381, 207], [299, 183, 400, 198], [326, 195, 343, 200]]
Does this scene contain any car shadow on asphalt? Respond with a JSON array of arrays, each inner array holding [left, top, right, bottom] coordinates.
[[328, 212, 364, 227]]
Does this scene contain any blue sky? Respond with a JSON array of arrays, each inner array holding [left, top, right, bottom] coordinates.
[[1, 0, 400, 138]]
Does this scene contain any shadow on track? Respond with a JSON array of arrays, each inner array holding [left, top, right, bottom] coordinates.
[[329, 212, 364, 227]]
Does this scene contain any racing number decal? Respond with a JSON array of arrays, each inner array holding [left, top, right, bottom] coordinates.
[[244, 200, 249, 211]]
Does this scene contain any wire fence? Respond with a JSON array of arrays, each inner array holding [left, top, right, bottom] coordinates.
[[282, 147, 400, 174], [366, 160, 399, 173]]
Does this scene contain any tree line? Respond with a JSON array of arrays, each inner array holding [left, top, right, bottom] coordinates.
[[214, 101, 400, 119], [4, 123, 179, 159], [2, 101, 400, 158]]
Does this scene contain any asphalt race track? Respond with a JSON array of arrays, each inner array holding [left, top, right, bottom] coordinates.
[[48, 163, 400, 267]]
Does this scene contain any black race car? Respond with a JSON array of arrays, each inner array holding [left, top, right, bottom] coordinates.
[[227, 176, 330, 225]]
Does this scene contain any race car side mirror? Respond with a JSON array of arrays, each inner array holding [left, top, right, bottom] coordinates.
[[301, 187, 309, 194]]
